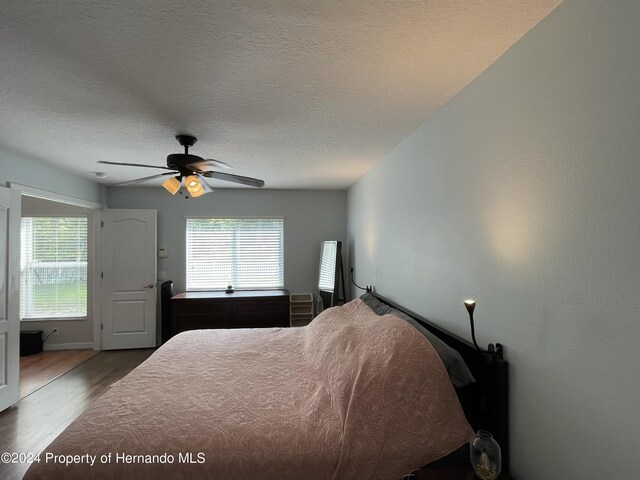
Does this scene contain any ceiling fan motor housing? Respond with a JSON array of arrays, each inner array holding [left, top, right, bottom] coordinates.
[[166, 153, 204, 171]]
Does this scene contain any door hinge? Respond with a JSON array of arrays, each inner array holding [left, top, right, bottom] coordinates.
[[101, 272, 104, 279], [101, 221, 104, 227], [101, 324, 103, 330]]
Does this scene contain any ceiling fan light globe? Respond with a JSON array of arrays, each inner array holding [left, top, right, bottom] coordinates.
[[186, 175, 200, 189], [190, 188, 207, 198], [162, 176, 181, 195], [186, 176, 205, 195]]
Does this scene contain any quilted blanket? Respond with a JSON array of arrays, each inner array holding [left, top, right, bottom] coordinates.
[[24, 298, 472, 479]]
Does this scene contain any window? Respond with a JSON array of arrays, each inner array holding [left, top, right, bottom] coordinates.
[[186, 218, 284, 290], [20, 216, 88, 319]]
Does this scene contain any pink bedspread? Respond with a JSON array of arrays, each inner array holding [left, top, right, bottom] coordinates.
[[25, 299, 472, 479]]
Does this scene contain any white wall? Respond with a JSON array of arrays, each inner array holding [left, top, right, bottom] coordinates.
[[107, 188, 347, 295], [347, 0, 640, 478], [0, 149, 104, 204], [20, 196, 96, 349]]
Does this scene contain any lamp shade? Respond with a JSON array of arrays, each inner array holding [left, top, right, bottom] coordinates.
[[464, 299, 477, 316], [186, 176, 201, 194], [185, 175, 200, 190], [162, 176, 181, 195], [186, 175, 204, 195], [185, 175, 212, 197]]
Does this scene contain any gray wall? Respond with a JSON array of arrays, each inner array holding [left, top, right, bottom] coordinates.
[[347, 0, 640, 478], [107, 188, 347, 295], [1, 147, 105, 350], [0, 149, 104, 204], [20, 196, 96, 348]]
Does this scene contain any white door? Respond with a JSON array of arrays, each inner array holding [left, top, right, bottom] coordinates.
[[0, 187, 20, 412], [101, 209, 157, 350]]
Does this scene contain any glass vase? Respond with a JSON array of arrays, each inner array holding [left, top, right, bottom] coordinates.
[[470, 430, 501, 480]]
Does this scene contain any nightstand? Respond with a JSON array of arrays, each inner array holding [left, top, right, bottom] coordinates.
[[408, 466, 514, 480]]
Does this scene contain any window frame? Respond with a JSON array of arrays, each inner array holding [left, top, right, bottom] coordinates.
[[20, 214, 89, 322], [185, 216, 285, 292]]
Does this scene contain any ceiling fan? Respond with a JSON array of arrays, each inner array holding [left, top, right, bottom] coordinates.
[[98, 135, 265, 197]]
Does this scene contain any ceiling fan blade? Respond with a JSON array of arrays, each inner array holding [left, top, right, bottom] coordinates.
[[111, 171, 177, 186], [203, 171, 265, 188], [203, 159, 233, 169], [186, 159, 233, 172], [98, 161, 171, 170]]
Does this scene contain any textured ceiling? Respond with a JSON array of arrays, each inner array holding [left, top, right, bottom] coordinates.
[[0, 0, 562, 189]]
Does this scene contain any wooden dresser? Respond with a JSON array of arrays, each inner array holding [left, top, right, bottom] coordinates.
[[171, 290, 290, 336]]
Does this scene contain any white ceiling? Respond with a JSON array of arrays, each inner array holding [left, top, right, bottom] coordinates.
[[1, 0, 562, 190]]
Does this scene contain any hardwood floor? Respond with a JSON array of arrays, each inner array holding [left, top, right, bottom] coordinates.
[[20, 349, 100, 399], [0, 349, 155, 480]]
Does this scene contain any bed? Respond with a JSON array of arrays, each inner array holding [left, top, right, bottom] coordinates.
[[24, 295, 508, 479]]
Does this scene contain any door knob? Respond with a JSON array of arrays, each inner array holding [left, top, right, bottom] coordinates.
[[144, 283, 155, 289]]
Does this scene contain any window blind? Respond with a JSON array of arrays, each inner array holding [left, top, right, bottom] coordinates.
[[20, 217, 88, 319], [186, 218, 284, 290]]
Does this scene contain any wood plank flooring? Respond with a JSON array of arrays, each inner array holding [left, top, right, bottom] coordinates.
[[20, 350, 100, 399], [0, 349, 155, 480]]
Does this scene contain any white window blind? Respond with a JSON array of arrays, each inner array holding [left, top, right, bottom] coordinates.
[[186, 218, 284, 290], [20, 217, 88, 319]]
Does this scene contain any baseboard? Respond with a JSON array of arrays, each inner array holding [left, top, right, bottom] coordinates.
[[43, 342, 95, 351]]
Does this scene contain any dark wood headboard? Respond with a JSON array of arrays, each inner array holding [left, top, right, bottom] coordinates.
[[371, 293, 510, 472]]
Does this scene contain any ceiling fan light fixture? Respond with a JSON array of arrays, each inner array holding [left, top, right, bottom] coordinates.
[[186, 175, 210, 197], [185, 175, 200, 191], [162, 176, 182, 195]]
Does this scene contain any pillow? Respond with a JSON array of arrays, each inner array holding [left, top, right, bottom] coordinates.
[[360, 293, 475, 387]]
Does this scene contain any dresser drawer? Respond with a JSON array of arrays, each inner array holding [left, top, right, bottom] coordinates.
[[173, 313, 233, 332], [172, 299, 230, 315], [171, 299, 232, 334], [232, 298, 289, 328]]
